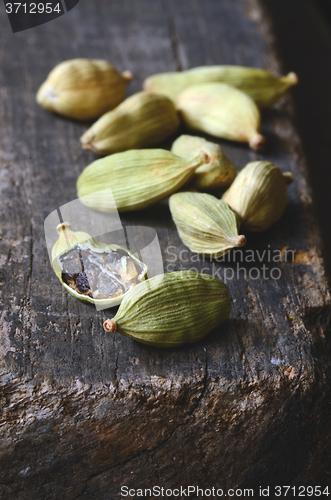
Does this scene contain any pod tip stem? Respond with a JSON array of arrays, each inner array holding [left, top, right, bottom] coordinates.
[[122, 70, 133, 82], [249, 134, 266, 151], [56, 221, 71, 233], [285, 72, 299, 86], [80, 139, 94, 151], [200, 151, 211, 163], [237, 235, 247, 247], [283, 172, 294, 185], [103, 319, 117, 334]]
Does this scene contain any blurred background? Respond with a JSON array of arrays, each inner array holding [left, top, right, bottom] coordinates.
[[316, 0, 331, 21], [268, 0, 331, 278]]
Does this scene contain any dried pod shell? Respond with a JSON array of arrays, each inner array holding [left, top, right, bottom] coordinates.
[[103, 271, 231, 347], [36, 58, 132, 120], [171, 135, 237, 190], [80, 91, 180, 154], [143, 66, 298, 107], [222, 161, 294, 232], [169, 192, 246, 257], [52, 222, 147, 307], [77, 149, 210, 212], [176, 83, 265, 151]]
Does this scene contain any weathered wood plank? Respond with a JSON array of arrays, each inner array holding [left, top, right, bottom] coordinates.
[[0, 0, 330, 498], [265, 0, 331, 276]]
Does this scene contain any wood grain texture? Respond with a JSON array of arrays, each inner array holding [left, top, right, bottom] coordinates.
[[0, 0, 330, 498], [265, 0, 331, 277]]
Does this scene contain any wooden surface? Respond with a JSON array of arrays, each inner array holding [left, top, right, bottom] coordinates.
[[266, 0, 331, 279], [0, 0, 331, 498]]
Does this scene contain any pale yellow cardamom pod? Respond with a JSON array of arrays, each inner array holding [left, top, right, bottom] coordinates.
[[143, 65, 298, 107], [80, 91, 180, 154], [169, 192, 246, 257], [222, 161, 294, 231], [77, 149, 210, 212], [176, 83, 265, 151], [52, 222, 147, 307], [36, 58, 132, 120], [171, 134, 237, 190], [103, 270, 231, 347]]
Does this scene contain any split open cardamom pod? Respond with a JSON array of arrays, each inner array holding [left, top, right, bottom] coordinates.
[[176, 83, 265, 150], [169, 192, 246, 257], [80, 91, 180, 154], [103, 270, 231, 347], [52, 222, 147, 307], [36, 58, 132, 120], [77, 149, 210, 212], [171, 134, 237, 190], [143, 65, 298, 107], [222, 161, 294, 232]]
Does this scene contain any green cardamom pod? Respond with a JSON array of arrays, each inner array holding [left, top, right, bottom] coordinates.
[[176, 83, 265, 151], [52, 222, 147, 307], [77, 149, 210, 212], [171, 134, 237, 190], [36, 58, 132, 120], [143, 66, 298, 107], [103, 270, 231, 347], [80, 91, 180, 154], [169, 192, 246, 257], [222, 161, 294, 232]]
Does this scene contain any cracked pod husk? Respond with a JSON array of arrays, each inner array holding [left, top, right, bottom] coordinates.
[[80, 91, 180, 155], [103, 270, 231, 347], [36, 58, 132, 120], [143, 65, 298, 107], [171, 134, 237, 190], [77, 149, 210, 212], [176, 83, 265, 151], [222, 161, 294, 232], [52, 222, 147, 308], [169, 192, 246, 257]]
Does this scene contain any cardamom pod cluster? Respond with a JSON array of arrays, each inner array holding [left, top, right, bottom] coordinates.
[[143, 65, 298, 107], [52, 222, 147, 307], [222, 161, 294, 232], [171, 135, 237, 190], [77, 149, 210, 212], [36, 58, 132, 120], [176, 83, 265, 151], [169, 192, 246, 257], [80, 91, 180, 154], [103, 270, 231, 347], [41, 55, 298, 342]]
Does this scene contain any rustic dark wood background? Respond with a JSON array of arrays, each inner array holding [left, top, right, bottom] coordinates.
[[1, 0, 331, 498], [268, 0, 331, 278]]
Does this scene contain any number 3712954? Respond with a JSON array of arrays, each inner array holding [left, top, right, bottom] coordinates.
[[275, 486, 330, 497], [5, 3, 62, 14]]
